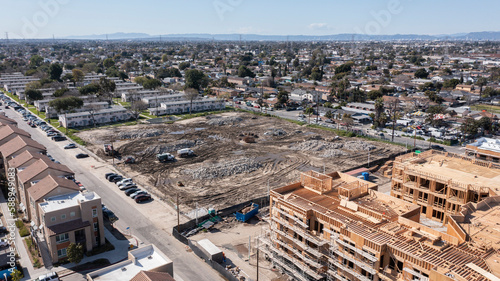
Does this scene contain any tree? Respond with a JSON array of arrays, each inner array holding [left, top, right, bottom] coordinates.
[[11, 269, 23, 281], [25, 81, 42, 91], [29, 55, 44, 68], [476, 77, 488, 95], [53, 88, 69, 98], [72, 69, 85, 86], [477, 117, 492, 134], [325, 110, 333, 119], [460, 118, 479, 139], [305, 107, 315, 124], [385, 98, 401, 142], [162, 54, 169, 62], [179, 62, 191, 71], [277, 90, 289, 105], [103, 58, 115, 69], [79, 83, 101, 95], [442, 79, 460, 89], [335, 62, 353, 75], [97, 77, 116, 104], [367, 90, 383, 101], [48, 63, 63, 80], [184, 88, 200, 115], [129, 100, 148, 121], [49, 96, 84, 133], [67, 243, 84, 264], [415, 68, 429, 79], [185, 69, 209, 90], [373, 97, 387, 128], [425, 105, 447, 127], [237, 65, 255, 78], [342, 113, 354, 129], [25, 89, 43, 105], [143, 79, 162, 90]]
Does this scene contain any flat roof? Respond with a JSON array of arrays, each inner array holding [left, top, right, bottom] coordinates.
[[88, 245, 172, 281], [40, 191, 100, 213]]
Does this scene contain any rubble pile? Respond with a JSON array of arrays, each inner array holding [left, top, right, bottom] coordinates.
[[264, 128, 287, 136], [117, 129, 164, 140], [207, 116, 244, 126], [183, 158, 262, 179], [142, 140, 202, 155], [343, 140, 376, 151]]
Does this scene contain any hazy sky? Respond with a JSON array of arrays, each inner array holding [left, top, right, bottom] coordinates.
[[2, 0, 500, 39]]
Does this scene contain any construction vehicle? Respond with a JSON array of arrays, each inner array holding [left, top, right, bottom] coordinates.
[[103, 144, 116, 156], [123, 156, 135, 164], [157, 153, 175, 162], [177, 148, 194, 158]]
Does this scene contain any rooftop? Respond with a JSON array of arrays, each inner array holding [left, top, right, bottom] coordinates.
[[467, 137, 500, 154], [39, 191, 100, 213], [87, 245, 173, 281]]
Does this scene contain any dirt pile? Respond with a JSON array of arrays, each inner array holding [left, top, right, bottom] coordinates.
[[140, 140, 203, 155], [117, 129, 164, 140], [182, 158, 262, 179], [207, 116, 244, 126]]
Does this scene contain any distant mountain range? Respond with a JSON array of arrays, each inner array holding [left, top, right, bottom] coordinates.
[[62, 31, 500, 41]]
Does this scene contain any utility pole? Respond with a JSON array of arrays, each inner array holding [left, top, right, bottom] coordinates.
[[177, 193, 180, 232]]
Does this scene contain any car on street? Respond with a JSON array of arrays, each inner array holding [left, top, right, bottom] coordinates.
[[135, 194, 151, 203], [36, 271, 59, 281], [75, 153, 89, 159], [64, 143, 76, 149], [431, 145, 445, 151], [125, 188, 141, 196], [105, 173, 117, 180], [119, 184, 137, 190], [131, 191, 148, 199], [0, 226, 8, 234], [0, 239, 9, 248]]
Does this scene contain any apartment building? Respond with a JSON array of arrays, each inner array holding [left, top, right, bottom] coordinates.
[[58, 107, 131, 128], [148, 98, 225, 116], [142, 93, 185, 108], [465, 137, 500, 163], [0, 124, 30, 146], [38, 191, 105, 263], [0, 135, 46, 172], [391, 150, 498, 222], [121, 89, 162, 102], [264, 170, 499, 281]]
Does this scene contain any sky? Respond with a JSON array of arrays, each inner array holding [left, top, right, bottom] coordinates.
[[1, 0, 500, 39]]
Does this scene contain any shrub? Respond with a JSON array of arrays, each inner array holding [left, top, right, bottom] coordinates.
[[15, 220, 23, 228], [19, 227, 30, 237]]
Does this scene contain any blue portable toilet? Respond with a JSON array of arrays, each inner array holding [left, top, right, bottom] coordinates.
[[362, 172, 369, 181]]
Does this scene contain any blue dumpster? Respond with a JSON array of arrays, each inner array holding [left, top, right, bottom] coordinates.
[[362, 172, 369, 181]]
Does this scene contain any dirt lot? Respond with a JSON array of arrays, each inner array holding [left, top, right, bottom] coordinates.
[[77, 112, 405, 211]]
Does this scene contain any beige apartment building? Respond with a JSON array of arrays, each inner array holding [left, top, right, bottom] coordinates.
[[263, 170, 499, 281], [38, 192, 105, 263], [390, 150, 498, 222]]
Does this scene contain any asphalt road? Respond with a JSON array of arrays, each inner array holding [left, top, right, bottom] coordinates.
[[3, 107, 223, 281]]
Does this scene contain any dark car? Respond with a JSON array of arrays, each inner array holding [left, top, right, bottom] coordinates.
[[105, 173, 117, 180], [107, 174, 121, 181], [135, 194, 151, 203], [431, 145, 445, 151], [52, 136, 67, 142], [75, 153, 89, 159], [0, 226, 8, 234], [125, 188, 141, 196], [110, 176, 124, 183]]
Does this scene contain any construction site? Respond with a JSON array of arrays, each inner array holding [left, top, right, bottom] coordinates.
[[77, 112, 405, 211], [263, 164, 500, 281]]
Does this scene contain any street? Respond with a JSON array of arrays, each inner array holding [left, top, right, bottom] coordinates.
[[2, 106, 223, 281]]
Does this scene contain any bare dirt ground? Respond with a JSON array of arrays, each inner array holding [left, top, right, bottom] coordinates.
[[77, 112, 405, 211]]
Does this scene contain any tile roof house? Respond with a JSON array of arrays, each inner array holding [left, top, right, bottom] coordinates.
[[0, 114, 17, 126], [0, 135, 46, 171], [0, 124, 30, 146], [130, 271, 176, 281]]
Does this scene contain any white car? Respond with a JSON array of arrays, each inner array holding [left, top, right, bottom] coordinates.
[[0, 239, 8, 247], [117, 178, 133, 186]]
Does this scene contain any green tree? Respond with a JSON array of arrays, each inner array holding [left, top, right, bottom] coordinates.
[[476, 77, 488, 95], [367, 90, 383, 101], [103, 58, 115, 69], [143, 79, 162, 90], [238, 65, 256, 78], [373, 97, 386, 128], [11, 269, 23, 281], [72, 69, 85, 86], [49, 96, 84, 132], [185, 69, 209, 90], [53, 88, 69, 98], [162, 54, 169, 62], [442, 79, 460, 89], [79, 83, 101, 95], [305, 107, 315, 124], [415, 68, 429, 79], [477, 117, 492, 134], [67, 243, 84, 264], [335, 62, 353, 75], [460, 118, 479, 138], [98, 77, 116, 103], [29, 55, 44, 68], [325, 110, 333, 119], [179, 62, 191, 70], [48, 63, 63, 80], [25, 89, 43, 105]]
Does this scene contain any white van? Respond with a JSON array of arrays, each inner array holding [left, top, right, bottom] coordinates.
[[37, 272, 59, 281]]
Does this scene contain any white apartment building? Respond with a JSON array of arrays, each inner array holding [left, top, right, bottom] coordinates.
[[142, 93, 185, 108], [148, 97, 225, 116], [58, 107, 131, 128]]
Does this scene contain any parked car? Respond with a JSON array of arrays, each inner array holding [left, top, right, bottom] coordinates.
[[125, 188, 141, 196], [135, 194, 151, 203], [118, 182, 135, 189], [0, 239, 8, 248], [0, 226, 8, 234], [52, 136, 67, 142], [107, 174, 122, 182], [119, 184, 137, 190], [36, 271, 59, 281], [102, 206, 118, 222], [131, 191, 148, 199], [111, 176, 125, 183], [64, 143, 76, 149], [117, 178, 133, 186], [431, 145, 445, 151], [105, 173, 117, 180], [75, 153, 89, 159]]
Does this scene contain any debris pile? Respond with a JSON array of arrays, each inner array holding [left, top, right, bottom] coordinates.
[[141, 140, 202, 155], [343, 140, 376, 151], [117, 129, 164, 139], [183, 158, 262, 179], [264, 128, 287, 136], [207, 116, 244, 126]]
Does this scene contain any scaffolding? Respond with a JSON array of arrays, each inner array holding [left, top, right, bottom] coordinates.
[[326, 231, 377, 281]]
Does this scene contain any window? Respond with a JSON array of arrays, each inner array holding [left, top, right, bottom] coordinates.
[[57, 248, 67, 257], [61, 214, 66, 219], [51, 217, 56, 222], [70, 212, 75, 217], [93, 222, 98, 232], [55, 233, 69, 243], [92, 209, 97, 217]]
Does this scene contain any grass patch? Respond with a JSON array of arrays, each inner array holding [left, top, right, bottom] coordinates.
[[471, 104, 500, 114], [25, 238, 42, 268]]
